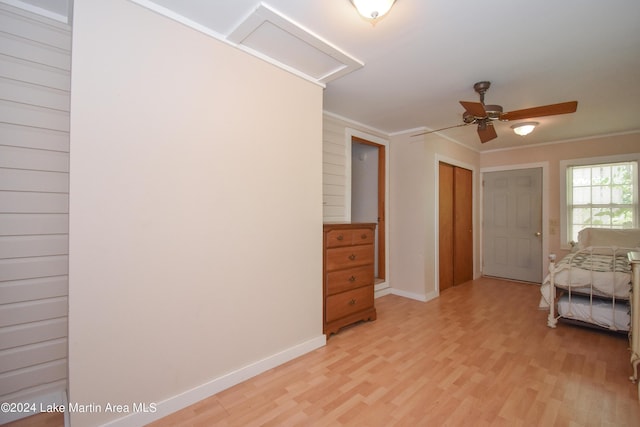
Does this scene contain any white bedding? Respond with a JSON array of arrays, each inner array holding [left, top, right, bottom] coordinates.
[[538, 251, 632, 310], [550, 251, 632, 298], [557, 294, 630, 332], [539, 228, 640, 330]]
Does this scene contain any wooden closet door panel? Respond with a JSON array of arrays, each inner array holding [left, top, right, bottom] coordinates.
[[439, 163, 454, 291], [453, 166, 473, 285]]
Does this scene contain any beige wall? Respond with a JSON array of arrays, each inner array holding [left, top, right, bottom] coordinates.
[[69, 1, 323, 425], [388, 132, 638, 299], [481, 133, 640, 260], [389, 133, 481, 300], [326, 120, 638, 301]]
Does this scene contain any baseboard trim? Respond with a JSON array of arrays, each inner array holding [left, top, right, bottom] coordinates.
[[390, 288, 438, 303], [101, 334, 326, 427], [374, 282, 391, 298]]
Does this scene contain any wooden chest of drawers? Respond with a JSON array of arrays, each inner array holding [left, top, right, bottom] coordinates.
[[323, 223, 377, 336]]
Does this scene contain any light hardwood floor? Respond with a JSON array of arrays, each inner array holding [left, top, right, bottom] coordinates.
[[7, 277, 640, 426]]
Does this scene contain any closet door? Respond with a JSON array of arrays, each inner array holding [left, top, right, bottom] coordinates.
[[439, 162, 473, 291], [453, 166, 473, 285]]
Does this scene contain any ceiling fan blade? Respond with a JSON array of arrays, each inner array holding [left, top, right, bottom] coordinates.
[[500, 101, 578, 121], [459, 101, 487, 118], [411, 122, 470, 137], [477, 123, 497, 143]]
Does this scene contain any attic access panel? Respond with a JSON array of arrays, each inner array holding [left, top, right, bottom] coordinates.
[[227, 3, 363, 85]]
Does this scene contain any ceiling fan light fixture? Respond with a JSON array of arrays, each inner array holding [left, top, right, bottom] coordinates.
[[511, 122, 538, 136], [350, 0, 396, 20]]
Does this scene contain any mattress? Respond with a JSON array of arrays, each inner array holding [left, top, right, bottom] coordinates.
[[548, 252, 632, 299], [557, 294, 630, 332]]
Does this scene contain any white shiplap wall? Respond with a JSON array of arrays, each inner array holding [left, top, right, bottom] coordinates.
[[0, 2, 70, 421], [322, 115, 349, 222], [322, 114, 389, 222]]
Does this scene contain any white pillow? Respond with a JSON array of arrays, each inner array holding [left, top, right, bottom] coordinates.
[[577, 228, 640, 253]]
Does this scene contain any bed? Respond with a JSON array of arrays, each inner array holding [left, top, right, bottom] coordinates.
[[539, 228, 640, 332], [629, 252, 640, 399]]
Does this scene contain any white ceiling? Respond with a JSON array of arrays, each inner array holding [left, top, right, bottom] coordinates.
[[15, 0, 640, 151]]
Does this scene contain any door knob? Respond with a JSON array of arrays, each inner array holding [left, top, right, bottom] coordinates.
[[535, 232, 541, 237]]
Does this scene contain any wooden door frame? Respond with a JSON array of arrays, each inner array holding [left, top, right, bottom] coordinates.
[[480, 162, 550, 282], [438, 162, 455, 292], [346, 129, 389, 287], [352, 136, 386, 280]]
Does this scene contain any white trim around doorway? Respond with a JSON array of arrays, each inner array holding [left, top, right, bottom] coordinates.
[[345, 128, 390, 295]]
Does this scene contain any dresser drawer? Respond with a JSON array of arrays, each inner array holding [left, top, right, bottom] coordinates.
[[325, 245, 374, 271], [326, 229, 353, 248], [326, 265, 374, 295], [326, 228, 375, 248], [325, 286, 374, 323], [350, 228, 374, 246]]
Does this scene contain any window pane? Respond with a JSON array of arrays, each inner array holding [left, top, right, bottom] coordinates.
[[591, 186, 610, 204], [572, 168, 591, 186], [611, 186, 628, 204], [612, 207, 633, 227], [592, 208, 611, 226], [612, 164, 632, 184], [572, 207, 592, 224], [592, 166, 611, 185], [573, 187, 591, 204]]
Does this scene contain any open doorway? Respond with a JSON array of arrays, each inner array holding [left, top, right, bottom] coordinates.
[[351, 136, 386, 282]]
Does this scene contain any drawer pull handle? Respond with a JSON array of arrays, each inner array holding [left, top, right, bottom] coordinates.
[[349, 276, 356, 282], [349, 299, 356, 305], [349, 254, 356, 260], [361, 234, 367, 239], [337, 234, 344, 241]]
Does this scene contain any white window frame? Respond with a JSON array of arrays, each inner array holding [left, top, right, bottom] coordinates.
[[560, 153, 640, 249]]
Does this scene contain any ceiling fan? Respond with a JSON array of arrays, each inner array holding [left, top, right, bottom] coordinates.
[[413, 81, 578, 143]]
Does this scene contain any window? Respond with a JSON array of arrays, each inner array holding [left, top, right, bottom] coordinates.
[[563, 158, 638, 244]]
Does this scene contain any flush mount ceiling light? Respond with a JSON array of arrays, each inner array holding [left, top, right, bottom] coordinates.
[[511, 122, 539, 136], [350, 0, 396, 20]]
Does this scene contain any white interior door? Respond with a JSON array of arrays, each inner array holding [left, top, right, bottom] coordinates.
[[483, 168, 542, 283]]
